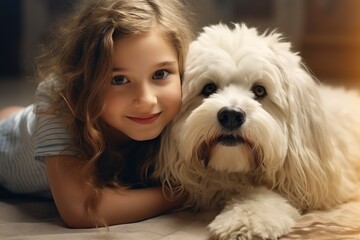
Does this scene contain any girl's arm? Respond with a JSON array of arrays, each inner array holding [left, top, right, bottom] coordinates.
[[0, 106, 24, 120], [45, 155, 185, 228]]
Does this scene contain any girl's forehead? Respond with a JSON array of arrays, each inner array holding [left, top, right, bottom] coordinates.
[[112, 29, 177, 69]]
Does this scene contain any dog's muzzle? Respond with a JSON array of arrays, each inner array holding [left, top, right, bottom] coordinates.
[[196, 106, 252, 168]]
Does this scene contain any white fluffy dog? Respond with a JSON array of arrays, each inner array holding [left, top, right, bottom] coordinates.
[[154, 23, 360, 240]]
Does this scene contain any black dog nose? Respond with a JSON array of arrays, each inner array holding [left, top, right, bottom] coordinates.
[[217, 107, 246, 130]]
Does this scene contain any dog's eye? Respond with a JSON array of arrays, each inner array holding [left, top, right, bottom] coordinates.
[[202, 83, 218, 97], [252, 85, 267, 99]]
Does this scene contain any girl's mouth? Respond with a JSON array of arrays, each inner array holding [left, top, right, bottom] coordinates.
[[127, 112, 161, 124]]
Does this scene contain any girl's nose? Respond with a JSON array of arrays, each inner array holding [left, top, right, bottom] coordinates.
[[132, 83, 157, 107]]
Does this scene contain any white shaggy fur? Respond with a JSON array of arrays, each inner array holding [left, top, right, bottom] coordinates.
[[154, 23, 360, 240]]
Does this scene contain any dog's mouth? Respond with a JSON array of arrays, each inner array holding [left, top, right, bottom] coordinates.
[[215, 134, 245, 146], [197, 134, 252, 168]]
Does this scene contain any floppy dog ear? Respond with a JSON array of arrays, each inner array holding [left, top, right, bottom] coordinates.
[[266, 38, 343, 210], [153, 122, 187, 196], [153, 125, 177, 183]]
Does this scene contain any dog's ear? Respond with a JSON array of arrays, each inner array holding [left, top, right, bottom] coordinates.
[[153, 125, 178, 184], [153, 122, 190, 197], [265, 37, 343, 210]]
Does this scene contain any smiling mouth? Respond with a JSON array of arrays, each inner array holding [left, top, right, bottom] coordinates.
[[128, 113, 161, 124], [215, 135, 245, 146]]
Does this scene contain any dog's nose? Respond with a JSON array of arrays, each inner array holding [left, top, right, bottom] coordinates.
[[217, 107, 246, 130]]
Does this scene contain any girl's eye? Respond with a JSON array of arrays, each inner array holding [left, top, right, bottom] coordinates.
[[201, 83, 218, 97], [153, 70, 170, 80], [111, 75, 128, 85], [252, 85, 267, 99]]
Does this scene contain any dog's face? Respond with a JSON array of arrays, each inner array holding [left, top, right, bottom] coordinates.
[[157, 24, 337, 210], [173, 24, 323, 176]]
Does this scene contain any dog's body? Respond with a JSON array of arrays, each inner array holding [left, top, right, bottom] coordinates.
[[154, 23, 360, 239]]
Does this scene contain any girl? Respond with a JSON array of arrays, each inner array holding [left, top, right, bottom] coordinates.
[[0, 0, 193, 228]]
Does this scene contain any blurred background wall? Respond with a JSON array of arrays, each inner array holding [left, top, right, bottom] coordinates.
[[0, 0, 360, 107]]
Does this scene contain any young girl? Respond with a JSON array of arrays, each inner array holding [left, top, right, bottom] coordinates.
[[0, 0, 193, 228]]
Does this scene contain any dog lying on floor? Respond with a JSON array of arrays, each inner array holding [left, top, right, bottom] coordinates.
[[154, 23, 360, 240]]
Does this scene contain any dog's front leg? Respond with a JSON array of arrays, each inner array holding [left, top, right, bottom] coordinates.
[[208, 186, 300, 240]]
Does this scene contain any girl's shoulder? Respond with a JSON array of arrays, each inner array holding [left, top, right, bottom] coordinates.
[[35, 76, 65, 112], [36, 76, 64, 98]]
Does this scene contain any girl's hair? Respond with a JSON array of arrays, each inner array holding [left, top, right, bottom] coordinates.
[[35, 0, 194, 225]]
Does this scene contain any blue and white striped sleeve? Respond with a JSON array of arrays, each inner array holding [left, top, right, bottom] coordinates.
[[34, 113, 81, 160], [33, 79, 81, 161]]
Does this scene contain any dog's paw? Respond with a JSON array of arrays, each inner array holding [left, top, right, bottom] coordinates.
[[208, 211, 256, 240], [208, 188, 300, 240], [208, 210, 297, 240]]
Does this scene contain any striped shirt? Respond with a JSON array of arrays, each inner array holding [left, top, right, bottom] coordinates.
[[0, 79, 80, 196]]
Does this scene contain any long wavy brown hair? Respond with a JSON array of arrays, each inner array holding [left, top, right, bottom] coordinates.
[[35, 0, 194, 225]]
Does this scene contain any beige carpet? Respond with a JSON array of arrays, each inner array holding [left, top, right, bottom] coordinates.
[[1, 188, 360, 240]]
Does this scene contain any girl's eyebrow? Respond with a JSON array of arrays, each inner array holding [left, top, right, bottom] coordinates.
[[112, 61, 177, 72], [154, 61, 177, 68]]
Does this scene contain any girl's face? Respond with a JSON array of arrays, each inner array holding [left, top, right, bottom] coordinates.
[[101, 28, 181, 141]]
